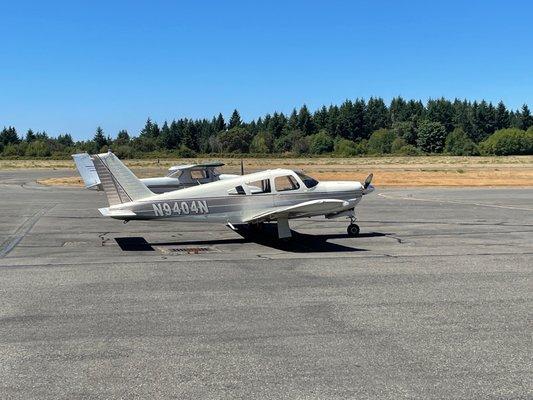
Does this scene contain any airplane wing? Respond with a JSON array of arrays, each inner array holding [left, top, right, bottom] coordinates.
[[167, 162, 224, 175], [72, 153, 101, 189], [242, 199, 350, 223]]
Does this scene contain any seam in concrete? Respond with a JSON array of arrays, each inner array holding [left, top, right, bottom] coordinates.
[[0, 206, 54, 258]]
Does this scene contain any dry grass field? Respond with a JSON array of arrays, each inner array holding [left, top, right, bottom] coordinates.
[[2, 156, 532, 187]]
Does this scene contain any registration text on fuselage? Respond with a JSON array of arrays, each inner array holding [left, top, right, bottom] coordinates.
[[152, 200, 209, 216]]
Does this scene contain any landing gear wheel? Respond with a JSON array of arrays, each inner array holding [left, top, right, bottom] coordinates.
[[347, 223, 360, 237]]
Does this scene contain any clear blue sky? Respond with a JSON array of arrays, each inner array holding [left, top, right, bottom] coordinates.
[[1, 0, 532, 140]]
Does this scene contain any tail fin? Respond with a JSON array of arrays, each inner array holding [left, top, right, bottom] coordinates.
[[92, 151, 154, 205], [72, 153, 101, 189]]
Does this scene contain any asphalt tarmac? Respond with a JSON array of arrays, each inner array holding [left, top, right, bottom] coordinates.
[[0, 169, 532, 399]]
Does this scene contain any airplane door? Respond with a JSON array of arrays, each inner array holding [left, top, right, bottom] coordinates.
[[273, 174, 303, 207]]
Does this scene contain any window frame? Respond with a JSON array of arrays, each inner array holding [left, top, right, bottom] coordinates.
[[273, 174, 301, 193], [190, 169, 208, 180], [295, 171, 319, 189], [244, 178, 271, 195]]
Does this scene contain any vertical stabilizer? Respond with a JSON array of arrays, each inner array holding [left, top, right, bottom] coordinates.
[[92, 151, 153, 206]]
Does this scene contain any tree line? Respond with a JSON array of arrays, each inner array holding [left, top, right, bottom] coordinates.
[[1, 97, 532, 158]]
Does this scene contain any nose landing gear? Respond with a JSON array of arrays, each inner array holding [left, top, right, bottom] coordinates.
[[347, 223, 360, 237], [347, 215, 360, 237]]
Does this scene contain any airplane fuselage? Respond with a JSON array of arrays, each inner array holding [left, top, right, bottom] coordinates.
[[101, 169, 366, 224]]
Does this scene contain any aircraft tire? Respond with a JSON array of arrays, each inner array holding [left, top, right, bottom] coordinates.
[[347, 223, 360, 237]]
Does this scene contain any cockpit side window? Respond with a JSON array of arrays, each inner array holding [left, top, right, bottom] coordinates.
[[275, 175, 300, 192]]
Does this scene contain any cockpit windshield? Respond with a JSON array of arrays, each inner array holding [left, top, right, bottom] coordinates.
[[295, 171, 319, 188], [167, 169, 183, 178]]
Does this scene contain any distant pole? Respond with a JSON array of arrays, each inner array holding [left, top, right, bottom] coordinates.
[[240, 160, 244, 175]]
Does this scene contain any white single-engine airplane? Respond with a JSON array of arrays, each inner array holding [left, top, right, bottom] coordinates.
[[89, 151, 374, 239], [72, 153, 237, 193]]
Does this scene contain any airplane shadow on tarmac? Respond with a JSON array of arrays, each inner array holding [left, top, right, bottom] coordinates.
[[115, 224, 385, 253]]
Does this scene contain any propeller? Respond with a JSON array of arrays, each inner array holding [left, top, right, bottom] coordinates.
[[240, 159, 245, 175], [363, 173, 373, 190]]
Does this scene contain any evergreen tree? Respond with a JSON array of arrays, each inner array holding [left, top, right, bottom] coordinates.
[[287, 109, 299, 131], [0, 127, 20, 145], [426, 98, 454, 132], [389, 97, 409, 123], [267, 112, 287, 137], [298, 105, 315, 135], [509, 110, 521, 128], [140, 118, 153, 137], [519, 104, 533, 130], [57, 133, 74, 147], [452, 99, 473, 136], [182, 120, 200, 150], [352, 99, 366, 140], [495, 101, 510, 130], [472, 100, 495, 141], [159, 121, 178, 149], [405, 99, 425, 122], [313, 106, 329, 131], [25, 129, 36, 142], [1, 96, 530, 158], [116, 130, 130, 143], [214, 113, 226, 132], [140, 118, 160, 138], [228, 109, 242, 129], [247, 120, 258, 136], [336, 100, 354, 139], [93, 126, 108, 150], [365, 97, 390, 134], [35, 131, 49, 140]]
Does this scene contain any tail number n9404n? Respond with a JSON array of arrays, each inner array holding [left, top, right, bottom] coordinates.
[[152, 201, 209, 216]]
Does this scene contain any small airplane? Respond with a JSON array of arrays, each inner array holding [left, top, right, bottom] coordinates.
[[88, 151, 374, 239], [72, 153, 238, 193]]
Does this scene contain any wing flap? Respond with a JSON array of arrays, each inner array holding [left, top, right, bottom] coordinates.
[[243, 199, 349, 223]]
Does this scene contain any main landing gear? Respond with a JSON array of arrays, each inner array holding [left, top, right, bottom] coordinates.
[[347, 215, 360, 237]]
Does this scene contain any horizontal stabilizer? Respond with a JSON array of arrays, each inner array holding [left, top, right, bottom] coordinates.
[[99, 207, 137, 218], [72, 153, 101, 189]]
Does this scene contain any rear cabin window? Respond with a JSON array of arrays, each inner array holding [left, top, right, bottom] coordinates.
[[275, 175, 300, 192], [228, 185, 246, 195], [246, 179, 271, 194]]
